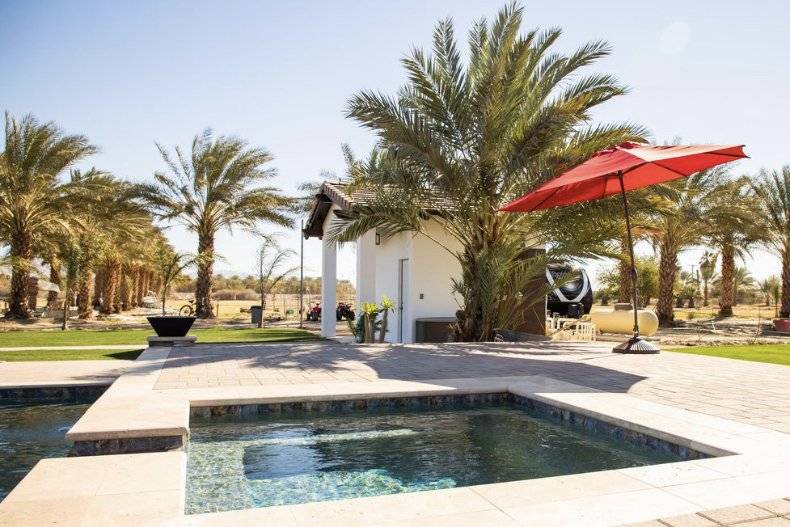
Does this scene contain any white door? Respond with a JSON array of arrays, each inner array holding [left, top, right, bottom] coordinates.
[[397, 258, 409, 342]]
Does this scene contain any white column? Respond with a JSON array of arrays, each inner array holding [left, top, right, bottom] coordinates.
[[355, 230, 377, 309], [321, 236, 337, 338]]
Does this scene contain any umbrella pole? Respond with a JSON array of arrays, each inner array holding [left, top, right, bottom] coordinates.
[[614, 172, 659, 354], [618, 173, 640, 337]]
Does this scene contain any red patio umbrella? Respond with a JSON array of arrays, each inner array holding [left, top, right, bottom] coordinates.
[[501, 142, 747, 353]]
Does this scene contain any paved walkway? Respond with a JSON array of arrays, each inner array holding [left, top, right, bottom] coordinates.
[[0, 359, 132, 387], [155, 341, 790, 433], [0, 344, 143, 351], [3, 341, 790, 527]]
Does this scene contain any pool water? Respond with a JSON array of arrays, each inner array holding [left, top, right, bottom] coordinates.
[[186, 403, 680, 513], [0, 400, 90, 500]]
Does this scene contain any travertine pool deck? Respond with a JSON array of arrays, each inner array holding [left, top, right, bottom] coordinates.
[[2, 341, 789, 526], [0, 359, 132, 389], [155, 341, 790, 432]]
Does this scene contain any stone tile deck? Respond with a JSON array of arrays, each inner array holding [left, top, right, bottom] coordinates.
[[3, 340, 790, 526], [155, 341, 790, 433], [628, 499, 790, 526], [0, 359, 132, 388]]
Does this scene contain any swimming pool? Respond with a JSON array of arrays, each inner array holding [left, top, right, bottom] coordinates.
[[186, 397, 684, 514], [0, 400, 92, 500]]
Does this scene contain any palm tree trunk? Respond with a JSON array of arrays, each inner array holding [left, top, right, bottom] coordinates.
[[100, 259, 121, 315], [76, 268, 94, 319], [617, 235, 633, 303], [452, 246, 483, 341], [6, 230, 34, 319], [129, 266, 139, 308], [93, 269, 104, 308], [112, 272, 123, 313], [27, 281, 38, 312], [135, 268, 145, 306], [656, 246, 677, 327], [195, 234, 215, 318], [140, 271, 151, 304], [47, 257, 62, 308], [719, 242, 735, 317], [120, 265, 133, 311], [781, 248, 790, 318]]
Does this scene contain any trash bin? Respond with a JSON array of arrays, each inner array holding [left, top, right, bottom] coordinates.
[[250, 305, 262, 325]]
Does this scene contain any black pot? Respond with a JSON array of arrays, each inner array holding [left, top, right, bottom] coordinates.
[[147, 316, 196, 337]]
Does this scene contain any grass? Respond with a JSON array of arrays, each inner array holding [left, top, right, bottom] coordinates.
[[0, 348, 145, 362], [0, 327, 320, 349], [667, 343, 790, 366]]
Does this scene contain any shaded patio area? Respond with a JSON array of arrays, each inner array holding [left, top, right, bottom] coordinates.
[[155, 341, 790, 433]]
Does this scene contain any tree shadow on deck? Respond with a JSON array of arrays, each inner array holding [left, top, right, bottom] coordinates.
[[149, 340, 647, 394]]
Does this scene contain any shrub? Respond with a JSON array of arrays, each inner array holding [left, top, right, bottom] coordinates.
[[213, 288, 258, 300]]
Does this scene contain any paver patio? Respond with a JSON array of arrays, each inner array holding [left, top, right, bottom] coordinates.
[[155, 341, 790, 433], [3, 340, 789, 526], [0, 359, 132, 388]]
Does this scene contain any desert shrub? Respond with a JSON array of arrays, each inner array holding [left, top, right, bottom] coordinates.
[[213, 288, 258, 300]]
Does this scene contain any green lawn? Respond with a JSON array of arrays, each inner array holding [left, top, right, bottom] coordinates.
[[0, 348, 145, 361], [667, 343, 790, 366], [0, 327, 320, 349]]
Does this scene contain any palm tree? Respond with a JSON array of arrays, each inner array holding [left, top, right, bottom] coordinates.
[[704, 175, 762, 317], [0, 113, 96, 318], [152, 244, 198, 316], [770, 275, 781, 317], [60, 169, 153, 318], [699, 251, 718, 307], [644, 169, 728, 326], [325, 4, 646, 341], [139, 130, 294, 318], [255, 235, 297, 328], [751, 167, 790, 317], [758, 276, 779, 306], [732, 266, 754, 306]]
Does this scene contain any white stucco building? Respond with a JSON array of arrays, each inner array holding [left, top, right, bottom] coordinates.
[[303, 182, 462, 343]]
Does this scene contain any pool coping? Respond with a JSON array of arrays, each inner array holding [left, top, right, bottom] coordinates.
[[1, 346, 789, 526]]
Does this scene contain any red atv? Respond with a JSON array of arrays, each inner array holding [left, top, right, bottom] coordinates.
[[305, 302, 355, 322], [306, 303, 322, 321]]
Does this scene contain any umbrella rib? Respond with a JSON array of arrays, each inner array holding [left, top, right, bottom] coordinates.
[[649, 161, 698, 181], [698, 151, 747, 159], [526, 185, 565, 211]]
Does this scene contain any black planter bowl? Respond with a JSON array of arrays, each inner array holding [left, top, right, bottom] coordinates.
[[147, 316, 196, 337]]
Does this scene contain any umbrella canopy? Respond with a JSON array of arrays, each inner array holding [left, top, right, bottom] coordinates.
[[500, 141, 747, 354], [501, 142, 747, 212]]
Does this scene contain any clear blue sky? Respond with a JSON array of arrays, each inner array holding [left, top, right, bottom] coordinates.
[[2, 0, 789, 285]]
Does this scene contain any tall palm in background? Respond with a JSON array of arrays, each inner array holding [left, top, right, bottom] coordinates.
[[326, 3, 646, 341], [0, 113, 96, 318], [704, 175, 761, 317], [698, 251, 718, 307], [758, 276, 779, 306], [731, 266, 755, 306], [645, 169, 729, 326], [256, 235, 297, 328], [64, 169, 153, 317], [751, 167, 790, 317], [139, 129, 294, 318]]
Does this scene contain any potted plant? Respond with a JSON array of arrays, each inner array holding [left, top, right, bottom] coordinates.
[[377, 295, 394, 343], [147, 246, 199, 337]]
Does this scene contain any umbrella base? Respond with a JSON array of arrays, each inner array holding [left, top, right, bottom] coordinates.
[[613, 336, 660, 354]]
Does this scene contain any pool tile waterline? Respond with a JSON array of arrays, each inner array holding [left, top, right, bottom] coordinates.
[[186, 394, 703, 514]]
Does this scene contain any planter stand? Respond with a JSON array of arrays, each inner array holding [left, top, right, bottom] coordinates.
[[147, 335, 197, 347], [146, 316, 197, 347]]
